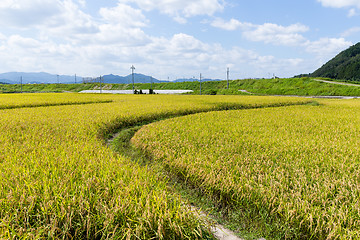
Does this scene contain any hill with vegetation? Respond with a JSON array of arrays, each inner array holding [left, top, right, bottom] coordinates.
[[310, 42, 360, 81], [2, 77, 360, 96]]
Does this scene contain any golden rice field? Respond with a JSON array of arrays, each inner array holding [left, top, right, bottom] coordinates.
[[0, 93, 115, 109], [0, 93, 310, 239], [132, 99, 360, 239]]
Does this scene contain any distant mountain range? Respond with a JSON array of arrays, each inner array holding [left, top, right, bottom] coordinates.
[[0, 72, 222, 84], [310, 42, 360, 81], [0, 72, 79, 84], [102, 74, 165, 84]]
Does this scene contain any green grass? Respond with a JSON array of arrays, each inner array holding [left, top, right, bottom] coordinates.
[[2, 77, 360, 96], [121, 77, 360, 96], [237, 77, 360, 96]]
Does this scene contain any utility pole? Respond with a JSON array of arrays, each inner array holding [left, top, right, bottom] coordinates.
[[20, 76, 23, 93], [150, 76, 153, 90], [227, 67, 230, 90], [131, 65, 135, 93], [200, 73, 202, 95], [75, 74, 77, 84], [100, 76, 102, 94], [57, 74, 59, 84]]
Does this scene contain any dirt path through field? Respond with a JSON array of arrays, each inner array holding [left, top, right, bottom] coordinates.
[[106, 102, 316, 240], [313, 78, 360, 87], [107, 126, 247, 240]]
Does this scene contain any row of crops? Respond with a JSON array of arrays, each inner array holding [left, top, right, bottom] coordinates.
[[0, 94, 311, 239], [132, 99, 360, 239]]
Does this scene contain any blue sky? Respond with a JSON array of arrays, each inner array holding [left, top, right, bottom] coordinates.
[[0, 0, 359, 80]]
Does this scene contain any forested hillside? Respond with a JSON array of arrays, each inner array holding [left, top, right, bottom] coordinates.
[[311, 42, 360, 81]]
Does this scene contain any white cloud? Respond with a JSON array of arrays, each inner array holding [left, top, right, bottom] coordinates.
[[173, 15, 187, 24], [211, 18, 252, 31], [46, 0, 98, 35], [92, 4, 150, 46], [317, 0, 360, 9], [0, 0, 63, 28], [341, 27, 360, 37], [126, 33, 306, 79], [209, 17, 354, 74], [348, 8, 359, 16], [304, 38, 352, 63], [0, 1, 352, 79], [317, 0, 360, 15], [118, 0, 224, 21], [0, 26, 312, 79], [0, 32, 6, 40], [0, 0, 98, 38], [99, 4, 147, 28], [0, 1, 153, 74], [8, 35, 42, 49], [77, 0, 85, 7], [348, 8, 358, 16], [169, 33, 207, 52], [211, 18, 309, 46], [243, 23, 309, 46]]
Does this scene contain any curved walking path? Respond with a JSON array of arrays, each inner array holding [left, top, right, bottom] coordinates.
[[107, 124, 246, 240], [105, 102, 308, 239], [313, 78, 360, 87]]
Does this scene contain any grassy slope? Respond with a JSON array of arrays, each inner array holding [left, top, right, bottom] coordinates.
[[234, 77, 360, 96], [2, 77, 360, 96], [126, 77, 360, 96]]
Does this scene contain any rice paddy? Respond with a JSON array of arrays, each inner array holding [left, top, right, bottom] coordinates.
[[132, 99, 360, 239], [0, 94, 310, 239]]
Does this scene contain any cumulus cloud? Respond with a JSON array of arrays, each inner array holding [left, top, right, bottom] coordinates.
[[118, 0, 224, 22], [243, 23, 309, 46], [0, 0, 351, 79], [135, 33, 306, 79], [99, 4, 147, 28], [0, 0, 63, 28], [209, 17, 353, 73], [317, 0, 360, 16], [317, 0, 360, 9], [211, 18, 309, 46], [304, 38, 352, 63], [46, 0, 98, 36], [0, 1, 153, 74], [0, 0, 98, 38], [210, 18, 252, 31], [348, 8, 357, 16], [341, 27, 360, 37]]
